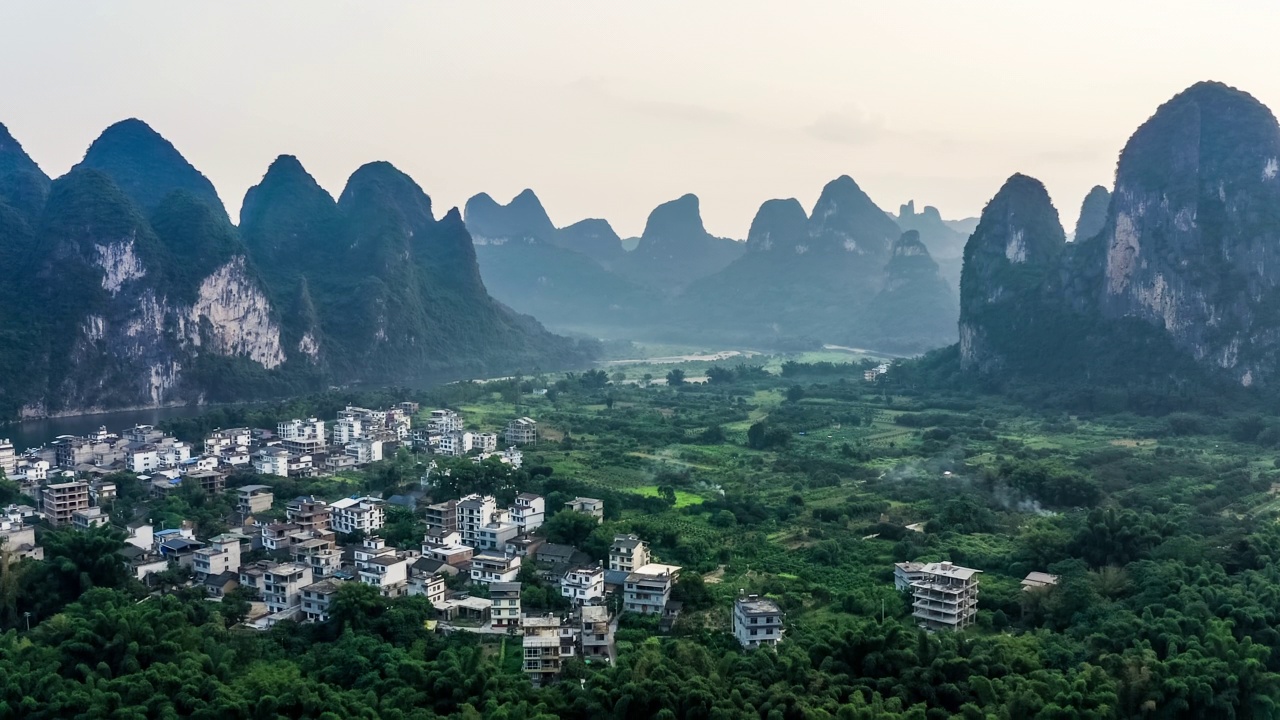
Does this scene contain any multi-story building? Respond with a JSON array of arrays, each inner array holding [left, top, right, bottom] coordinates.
[[422, 532, 474, 567], [261, 523, 302, 552], [579, 605, 613, 659], [236, 485, 274, 515], [332, 415, 364, 445], [72, 506, 109, 530], [0, 518, 42, 562], [470, 551, 521, 585], [353, 535, 396, 567], [127, 445, 160, 474], [254, 447, 290, 477], [476, 520, 520, 551], [509, 494, 545, 532], [277, 418, 327, 456], [0, 438, 15, 478], [457, 494, 497, 545], [42, 481, 90, 527], [262, 562, 314, 615], [429, 409, 463, 435], [911, 562, 981, 631], [123, 425, 164, 444], [504, 417, 538, 445], [286, 496, 331, 532], [330, 496, 386, 535], [893, 561, 927, 591], [491, 581, 522, 628], [300, 578, 345, 622], [291, 535, 340, 578], [522, 616, 562, 685], [623, 564, 681, 615], [408, 571, 447, 605], [13, 459, 49, 485], [561, 565, 605, 606], [193, 533, 243, 580], [204, 428, 252, 456], [344, 438, 384, 466], [436, 432, 467, 457], [185, 470, 227, 495], [424, 499, 458, 536], [90, 480, 117, 506], [469, 432, 498, 454], [564, 497, 604, 522], [733, 594, 784, 649], [608, 535, 650, 573], [359, 555, 410, 597]]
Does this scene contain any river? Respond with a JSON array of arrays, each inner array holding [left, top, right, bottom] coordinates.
[[1, 405, 218, 451]]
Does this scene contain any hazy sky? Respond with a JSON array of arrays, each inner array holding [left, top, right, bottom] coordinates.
[[3, 2, 1279, 238]]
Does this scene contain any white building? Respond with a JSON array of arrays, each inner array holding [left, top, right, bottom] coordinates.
[[893, 561, 926, 592], [457, 494, 498, 545], [0, 438, 15, 478], [278, 418, 326, 443], [608, 534, 650, 573], [301, 579, 345, 622], [333, 416, 364, 445], [193, 533, 243, 580], [261, 562, 314, 615], [204, 428, 251, 456], [72, 506, 109, 530], [429, 409, 463, 435], [470, 551, 521, 585], [408, 571, 447, 606], [623, 563, 681, 615], [469, 432, 498, 453], [359, 555, 410, 598], [490, 581, 522, 628], [561, 565, 605, 606], [254, 447, 290, 477], [564, 497, 604, 522], [330, 496, 387, 535], [127, 446, 160, 474], [911, 561, 981, 631], [733, 594, 784, 649], [476, 520, 521, 551], [345, 438, 384, 465], [509, 494, 545, 532], [504, 417, 537, 445]]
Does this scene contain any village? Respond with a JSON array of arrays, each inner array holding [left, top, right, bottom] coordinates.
[[0, 402, 795, 684]]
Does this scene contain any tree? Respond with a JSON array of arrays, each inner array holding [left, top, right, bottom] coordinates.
[[611, 371, 627, 384], [706, 366, 735, 385], [785, 385, 806, 402], [329, 582, 387, 633], [542, 510, 599, 546], [666, 368, 686, 386]]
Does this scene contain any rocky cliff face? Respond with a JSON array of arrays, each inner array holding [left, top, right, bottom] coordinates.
[[958, 174, 1066, 372], [1072, 185, 1110, 243], [958, 82, 1280, 386], [2, 163, 287, 416], [1092, 82, 1280, 386], [0, 120, 593, 419]]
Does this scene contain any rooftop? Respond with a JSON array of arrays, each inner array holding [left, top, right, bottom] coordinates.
[[920, 562, 981, 581], [736, 595, 783, 616]]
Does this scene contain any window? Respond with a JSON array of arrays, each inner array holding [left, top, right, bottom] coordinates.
[[750, 629, 758, 636]]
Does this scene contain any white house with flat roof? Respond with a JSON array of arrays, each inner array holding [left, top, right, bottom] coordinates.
[[733, 594, 784, 649]]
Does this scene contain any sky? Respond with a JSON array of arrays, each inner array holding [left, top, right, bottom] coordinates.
[[2, 1, 1279, 239]]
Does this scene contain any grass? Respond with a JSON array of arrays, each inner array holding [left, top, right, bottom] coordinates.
[[625, 484, 706, 508]]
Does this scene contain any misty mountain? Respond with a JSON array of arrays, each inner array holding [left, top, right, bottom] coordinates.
[[613, 194, 745, 291]]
